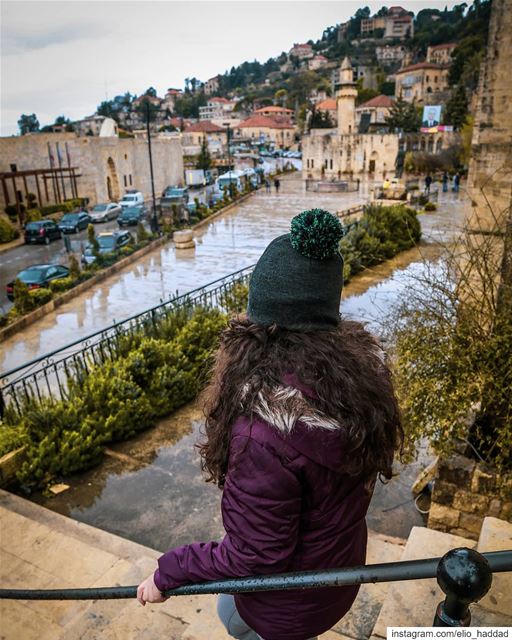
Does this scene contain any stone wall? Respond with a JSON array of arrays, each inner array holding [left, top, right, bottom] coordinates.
[[467, 0, 512, 229], [428, 453, 512, 540], [0, 132, 184, 209]]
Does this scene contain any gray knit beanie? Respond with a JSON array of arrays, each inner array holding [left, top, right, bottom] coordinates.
[[247, 209, 344, 331]]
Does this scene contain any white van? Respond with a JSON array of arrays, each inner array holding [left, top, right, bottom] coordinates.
[[119, 191, 144, 209]]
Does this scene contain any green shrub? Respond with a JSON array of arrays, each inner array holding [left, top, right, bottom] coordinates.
[[13, 280, 33, 314], [25, 209, 43, 223], [49, 276, 76, 293], [119, 245, 135, 258], [69, 254, 81, 279], [136, 221, 148, 243], [0, 422, 27, 457], [424, 201, 437, 211], [220, 282, 249, 314], [29, 288, 53, 306], [5, 204, 25, 220], [0, 217, 20, 243], [3, 305, 229, 487], [340, 204, 421, 282]]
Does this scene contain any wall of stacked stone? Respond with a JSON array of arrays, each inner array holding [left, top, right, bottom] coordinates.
[[428, 453, 512, 540]]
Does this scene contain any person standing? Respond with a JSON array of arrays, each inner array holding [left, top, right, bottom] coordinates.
[[137, 209, 403, 640], [274, 178, 281, 194], [265, 178, 271, 194], [453, 172, 461, 193], [442, 171, 449, 193], [424, 174, 432, 196]]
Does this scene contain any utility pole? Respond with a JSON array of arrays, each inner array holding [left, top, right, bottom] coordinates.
[[145, 101, 158, 233], [226, 123, 232, 196]]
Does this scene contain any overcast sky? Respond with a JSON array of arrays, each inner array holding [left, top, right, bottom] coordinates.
[[1, 0, 462, 136]]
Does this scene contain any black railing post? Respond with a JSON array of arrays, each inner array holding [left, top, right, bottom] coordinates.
[[434, 547, 492, 627]]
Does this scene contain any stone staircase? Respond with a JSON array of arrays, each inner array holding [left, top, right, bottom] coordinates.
[[0, 489, 510, 640]]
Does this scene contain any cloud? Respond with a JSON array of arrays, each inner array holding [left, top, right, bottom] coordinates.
[[2, 23, 110, 55]]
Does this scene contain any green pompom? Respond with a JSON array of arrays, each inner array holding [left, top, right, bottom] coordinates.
[[290, 209, 344, 260]]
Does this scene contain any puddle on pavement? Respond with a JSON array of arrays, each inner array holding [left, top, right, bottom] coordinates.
[[22, 192, 470, 548]]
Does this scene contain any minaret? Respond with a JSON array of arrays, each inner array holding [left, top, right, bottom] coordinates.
[[336, 57, 357, 135]]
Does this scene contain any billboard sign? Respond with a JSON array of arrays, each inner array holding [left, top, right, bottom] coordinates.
[[421, 105, 443, 133]]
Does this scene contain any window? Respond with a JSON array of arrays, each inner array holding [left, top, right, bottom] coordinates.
[[426, 75, 430, 82], [311, 159, 314, 168], [434, 76, 438, 83], [329, 159, 333, 170], [324, 159, 328, 169], [129, 175, 133, 185], [123, 175, 127, 187], [124, 154, 128, 160]]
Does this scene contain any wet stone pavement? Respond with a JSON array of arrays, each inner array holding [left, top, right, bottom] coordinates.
[[24, 181, 470, 549]]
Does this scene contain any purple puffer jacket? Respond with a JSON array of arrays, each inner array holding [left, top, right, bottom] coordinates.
[[154, 384, 372, 640]]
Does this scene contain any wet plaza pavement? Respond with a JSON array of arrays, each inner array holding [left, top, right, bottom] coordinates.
[[23, 178, 469, 548]]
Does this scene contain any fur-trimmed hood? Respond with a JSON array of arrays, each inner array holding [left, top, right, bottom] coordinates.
[[243, 374, 349, 474]]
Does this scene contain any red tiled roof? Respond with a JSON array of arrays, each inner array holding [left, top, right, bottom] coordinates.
[[397, 62, 446, 74], [357, 94, 395, 109], [316, 98, 337, 111], [209, 97, 230, 103], [184, 121, 225, 133], [429, 43, 457, 50], [166, 88, 181, 94], [169, 117, 193, 129], [238, 115, 294, 130], [254, 106, 294, 114]]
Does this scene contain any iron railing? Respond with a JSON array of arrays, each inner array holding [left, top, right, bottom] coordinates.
[[0, 265, 254, 417], [1, 548, 511, 628]]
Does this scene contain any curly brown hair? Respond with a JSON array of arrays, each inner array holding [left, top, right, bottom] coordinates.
[[199, 315, 403, 487]]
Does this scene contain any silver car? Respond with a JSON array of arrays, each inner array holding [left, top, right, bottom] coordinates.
[[89, 202, 121, 223]]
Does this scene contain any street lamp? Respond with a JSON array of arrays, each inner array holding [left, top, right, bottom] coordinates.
[[145, 101, 159, 234]]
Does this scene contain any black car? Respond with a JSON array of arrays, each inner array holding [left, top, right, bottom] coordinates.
[[118, 206, 146, 227], [24, 220, 62, 245], [58, 211, 91, 234], [6, 264, 70, 301]]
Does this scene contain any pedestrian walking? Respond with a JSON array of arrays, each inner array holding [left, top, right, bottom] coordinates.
[[453, 172, 461, 193], [265, 178, 271, 193], [424, 174, 432, 196], [137, 209, 403, 640], [442, 171, 449, 193], [274, 178, 280, 194]]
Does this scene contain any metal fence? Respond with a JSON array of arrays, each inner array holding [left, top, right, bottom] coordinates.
[[0, 265, 254, 417]]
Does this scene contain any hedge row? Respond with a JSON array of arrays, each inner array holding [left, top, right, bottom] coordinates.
[[340, 204, 421, 282], [0, 217, 20, 243], [0, 306, 228, 487]]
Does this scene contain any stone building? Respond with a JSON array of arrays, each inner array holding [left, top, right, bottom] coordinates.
[[235, 115, 295, 148], [356, 95, 395, 132], [199, 98, 238, 125], [302, 58, 453, 181], [376, 44, 408, 65], [204, 76, 220, 96], [289, 43, 313, 60], [0, 131, 184, 209], [181, 121, 227, 156], [395, 62, 450, 103], [426, 43, 457, 66]]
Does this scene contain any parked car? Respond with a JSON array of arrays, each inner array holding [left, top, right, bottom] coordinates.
[[89, 202, 121, 223], [82, 230, 133, 265], [58, 211, 91, 234], [24, 220, 62, 245], [119, 191, 144, 209], [118, 206, 146, 227], [6, 264, 70, 300]]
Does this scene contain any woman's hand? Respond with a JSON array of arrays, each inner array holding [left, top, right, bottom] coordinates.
[[136, 573, 168, 606]]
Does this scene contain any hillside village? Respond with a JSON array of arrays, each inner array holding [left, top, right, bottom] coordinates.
[[19, 1, 490, 157]]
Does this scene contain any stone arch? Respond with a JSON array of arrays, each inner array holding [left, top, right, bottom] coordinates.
[[106, 157, 120, 201], [369, 150, 378, 174], [427, 138, 434, 153], [436, 138, 443, 153]]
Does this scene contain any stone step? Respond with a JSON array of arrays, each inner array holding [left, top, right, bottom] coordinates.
[[0, 490, 401, 640], [370, 523, 512, 640], [331, 531, 405, 640], [475, 516, 512, 620]]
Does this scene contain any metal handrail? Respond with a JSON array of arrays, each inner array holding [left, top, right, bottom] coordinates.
[[1, 548, 511, 630]]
